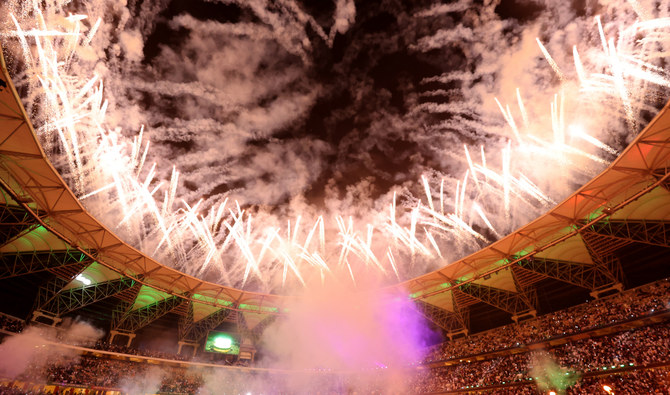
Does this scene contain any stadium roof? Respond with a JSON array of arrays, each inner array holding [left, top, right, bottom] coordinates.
[[1, 47, 670, 341]]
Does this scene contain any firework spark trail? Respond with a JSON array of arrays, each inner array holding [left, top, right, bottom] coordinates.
[[569, 125, 620, 156], [3, 1, 670, 292], [536, 38, 565, 81]]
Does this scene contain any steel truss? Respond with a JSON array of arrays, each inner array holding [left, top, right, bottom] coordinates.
[[454, 282, 535, 315], [653, 169, 670, 191], [235, 313, 277, 346], [36, 277, 138, 317], [249, 315, 277, 345], [581, 230, 626, 288], [510, 266, 539, 312], [178, 305, 235, 342], [515, 255, 622, 291], [414, 299, 469, 333], [582, 219, 670, 248], [112, 295, 187, 333], [0, 204, 38, 247], [0, 250, 93, 280]]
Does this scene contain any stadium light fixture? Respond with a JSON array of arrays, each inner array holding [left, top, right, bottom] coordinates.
[[75, 274, 92, 286]]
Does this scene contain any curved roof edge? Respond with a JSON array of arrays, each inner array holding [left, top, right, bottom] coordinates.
[[0, 48, 288, 315], [2, 46, 670, 317], [393, 99, 670, 304]]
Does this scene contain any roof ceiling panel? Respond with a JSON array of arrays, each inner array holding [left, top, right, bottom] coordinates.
[[0, 225, 70, 253], [130, 284, 173, 311], [0, 122, 42, 158], [422, 289, 454, 312], [609, 186, 670, 221], [63, 261, 124, 290], [241, 311, 267, 330], [192, 302, 222, 323], [0, 85, 25, 117], [473, 267, 518, 292], [535, 234, 593, 264]]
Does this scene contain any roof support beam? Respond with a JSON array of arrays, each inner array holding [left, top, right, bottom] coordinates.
[[514, 255, 622, 291], [652, 169, 670, 192], [510, 265, 538, 314], [236, 313, 277, 347], [179, 305, 235, 342], [414, 299, 469, 334], [237, 312, 252, 346], [582, 219, 670, 248], [0, 204, 38, 247], [453, 282, 535, 316], [34, 277, 70, 315], [0, 250, 92, 280], [249, 315, 277, 345], [581, 231, 625, 290], [36, 277, 138, 317], [112, 295, 187, 333]]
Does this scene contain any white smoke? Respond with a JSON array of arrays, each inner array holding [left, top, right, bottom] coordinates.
[[1, 0, 669, 292], [0, 320, 104, 379]]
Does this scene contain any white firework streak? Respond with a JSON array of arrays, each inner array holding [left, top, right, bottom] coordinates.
[[3, 2, 670, 291]]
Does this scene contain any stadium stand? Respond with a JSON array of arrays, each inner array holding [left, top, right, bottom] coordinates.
[[0, 277, 667, 394]]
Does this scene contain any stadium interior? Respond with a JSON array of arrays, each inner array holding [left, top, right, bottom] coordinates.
[[1, 38, 670, 394]]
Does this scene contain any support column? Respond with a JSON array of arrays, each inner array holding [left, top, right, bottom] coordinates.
[[239, 340, 256, 363], [177, 341, 199, 358], [511, 309, 537, 323], [31, 310, 62, 326], [590, 282, 624, 299], [447, 328, 468, 340], [109, 329, 135, 347]]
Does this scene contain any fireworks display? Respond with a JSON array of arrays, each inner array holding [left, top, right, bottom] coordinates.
[[1, 0, 669, 293]]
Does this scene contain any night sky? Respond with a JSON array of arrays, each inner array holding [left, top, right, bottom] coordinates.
[[3, 0, 668, 291]]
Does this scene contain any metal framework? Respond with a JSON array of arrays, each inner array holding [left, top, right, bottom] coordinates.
[[249, 315, 278, 345], [0, 204, 38, 248], [112, 295, 187, 333], [37, 277, 138, 317], [582, 230, 626, 289], [583, 219, 670, 248], [414, 299, 469, 333], [178, 306, 235, 342], [235, 313, 278, 346], [0, 250, 93, 280], [237, 312, 253, 346], [514, 255, 622, 291], [454, 282, 535, 315]]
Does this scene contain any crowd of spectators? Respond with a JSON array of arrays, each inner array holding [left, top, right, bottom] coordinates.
[[13, 356, 205, 394], [0, 314, 25, 334], [0, 323, 668, 394], [0, 385, 50, 395], [424, 278, 670, 363], [551, 324, 670, 370], [566, 369, 670, 393], [6, 336, 668, 395], [91, 340, 190, 361], [414, 321, 670, 393], [0, 278, 668, 393], [1, 320, 667, 394]]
